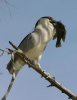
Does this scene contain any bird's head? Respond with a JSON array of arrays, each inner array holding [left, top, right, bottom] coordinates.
[[35, 16, 66, 47], [35, 16, 55, 30]]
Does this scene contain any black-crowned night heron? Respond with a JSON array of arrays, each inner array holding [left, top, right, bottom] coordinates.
[[7, 16, 66, 78]]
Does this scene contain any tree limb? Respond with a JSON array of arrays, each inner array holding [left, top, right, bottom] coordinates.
[[1, 41, 77, 100], [1, 77, 15, 100]]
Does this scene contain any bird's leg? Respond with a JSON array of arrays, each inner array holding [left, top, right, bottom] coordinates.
[[33, 55, 42, 69], [33, 60, 42, 70], [28, 58, 42, 69]]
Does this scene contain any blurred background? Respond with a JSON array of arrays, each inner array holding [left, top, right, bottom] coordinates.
[[0, 0, 77, 100]]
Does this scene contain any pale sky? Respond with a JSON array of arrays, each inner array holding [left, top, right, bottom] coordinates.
[[0, 0, 77, 100]]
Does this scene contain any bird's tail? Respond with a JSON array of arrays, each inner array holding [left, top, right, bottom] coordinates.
[[7, 60, 14, 74], [7, 58, 25, 75]]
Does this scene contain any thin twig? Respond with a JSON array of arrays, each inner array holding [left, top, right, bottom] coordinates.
[[0, 49, 10, 56]]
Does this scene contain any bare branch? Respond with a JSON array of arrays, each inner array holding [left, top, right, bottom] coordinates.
[[0, 49, 10, 56], [73, 97, 77, 100], [1, 41, 77, 100], [1, 77, 15, 100], [13, 50, 77, 100]]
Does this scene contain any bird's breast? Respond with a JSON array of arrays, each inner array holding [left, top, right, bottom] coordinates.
[[25, 42, 46, 60]]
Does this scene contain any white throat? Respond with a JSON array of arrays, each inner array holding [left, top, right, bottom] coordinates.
[[35, 23, 56, 42]]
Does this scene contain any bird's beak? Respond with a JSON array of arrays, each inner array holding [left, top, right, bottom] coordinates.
[[52, 21, 57, 26], [50, 19, 57, 26]]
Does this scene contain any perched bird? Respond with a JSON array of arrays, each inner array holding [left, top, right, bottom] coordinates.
[[7, 16, 66, 77]]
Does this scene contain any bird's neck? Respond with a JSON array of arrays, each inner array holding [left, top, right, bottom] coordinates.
[[35, 24, 56, 41]]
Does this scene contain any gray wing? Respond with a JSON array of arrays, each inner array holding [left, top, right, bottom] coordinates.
[[18, 32, 40, 53], [7, 32, 40, 74]]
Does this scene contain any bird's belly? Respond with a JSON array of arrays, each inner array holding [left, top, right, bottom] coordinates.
[[25, 43, 45, 60]]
